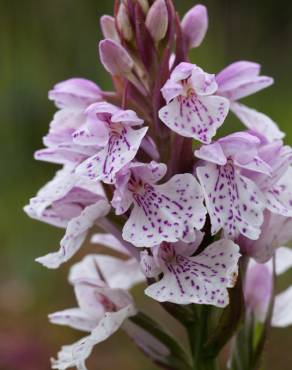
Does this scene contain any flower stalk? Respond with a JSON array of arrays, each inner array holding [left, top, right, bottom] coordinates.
[[24, 1, 292, 370]]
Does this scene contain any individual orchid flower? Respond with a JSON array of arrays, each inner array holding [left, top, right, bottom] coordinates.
[[195, 132, 272, 240], [49, 254, 137, 370], [242, 137, 292, 218], [141, 239, 240, 307], [216, 61, 284, 142], [35, 78, 103, 166], [112, 161, 207, 247], [24, 166, 111, 269], [158, 62, 230, 144], [239, 211, 292, 263], [74, 102, 148, 184], [244, 247, 292, 327]]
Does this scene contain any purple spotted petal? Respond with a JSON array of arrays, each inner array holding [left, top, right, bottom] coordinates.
[[159, 94, 229, 144], [140, 251, 162, 278], [266, 167, 292, 217], [197, 162, 265, 240], [122, 173, 206, 247], [231, 103, 284, 142], [144, 239, 240, 307], [76, 126, 148, 184], [36, 200, 111, 269]]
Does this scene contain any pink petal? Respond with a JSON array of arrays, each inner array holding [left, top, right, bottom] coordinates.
[[122, 174, 206, 247], [197, 163, 265, 240], [244, 260, 272, 320], [76, 126, 148, 184], [160, 78, 184, 104], [181, 4, 208, 49], [190, 67, 217, 96], [49, 78, 102, 109], [234, 156, 272, 175], [159, 94, 229, 144], [36, 200, 111, 269], [111, 109, 144, 126], [220, 76, 274, 101], [216, 61, 261, 92], [231, 102, 284, 142], [195, 142, 227, 165], [49, 308, 98, 332], [145, 239, 240, 307]]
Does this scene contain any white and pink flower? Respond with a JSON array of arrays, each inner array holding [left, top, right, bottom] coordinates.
[[159, 62, 230, 144], [112, 161, 206, 247]]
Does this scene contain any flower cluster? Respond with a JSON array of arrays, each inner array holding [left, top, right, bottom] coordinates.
[[25, 1, 292, 369]]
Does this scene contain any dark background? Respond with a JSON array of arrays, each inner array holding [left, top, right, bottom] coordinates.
[[1, 0, 292, 369]]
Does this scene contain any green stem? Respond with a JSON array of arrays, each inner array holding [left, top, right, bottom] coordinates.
[[187, 307, 219, 370]]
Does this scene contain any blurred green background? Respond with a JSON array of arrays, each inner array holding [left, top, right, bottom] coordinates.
[[1, 0, 292, 369]]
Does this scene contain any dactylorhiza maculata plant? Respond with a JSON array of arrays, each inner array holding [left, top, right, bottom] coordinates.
[[24, 1, 292, 370]]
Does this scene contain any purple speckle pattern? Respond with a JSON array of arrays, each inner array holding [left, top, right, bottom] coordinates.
[[144, 240, 240, 307], [77, 126, 147, 184], [122, 173, 206, 247], [197, 161, 265, 240], [159, 93, 229, 144]]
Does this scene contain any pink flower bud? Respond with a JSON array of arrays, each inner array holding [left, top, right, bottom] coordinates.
[[145, 0, 168, 42], [99, 39, 134, 76], [181, 4, 208, 49], [100, 15, 120, 43], [117, 3, 133, 41]]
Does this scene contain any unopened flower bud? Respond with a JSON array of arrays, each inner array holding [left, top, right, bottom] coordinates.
[[181, 4, 208, 49], [137, 0, 149, 14], [99, 39, 134, 76], [100, 15, 120, 43], [146, 0, 168, 42], [117, 3, 133, 41]]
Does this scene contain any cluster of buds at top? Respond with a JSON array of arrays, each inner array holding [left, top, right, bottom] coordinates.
[[25, 1, 292, 370]]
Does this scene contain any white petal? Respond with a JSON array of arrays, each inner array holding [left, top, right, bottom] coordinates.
[[231, 102, 284, 142], [77, 126, 148, 184], [140, 250, 162, 278], [159, 95, 229, 144], [275, 246, 292, 275], [145, 240, 240, 307], [36, 200, 110, 269], [197, 163, 265, 240], [122, 174, 206, 247], [51, 304, 136, 370], [272, 287, 292, 327], [92, 255, 145, 290], [49, 308, 98, 332]]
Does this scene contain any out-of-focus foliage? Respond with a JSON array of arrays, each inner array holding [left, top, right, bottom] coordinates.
[[0, 0, 292, 369]]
